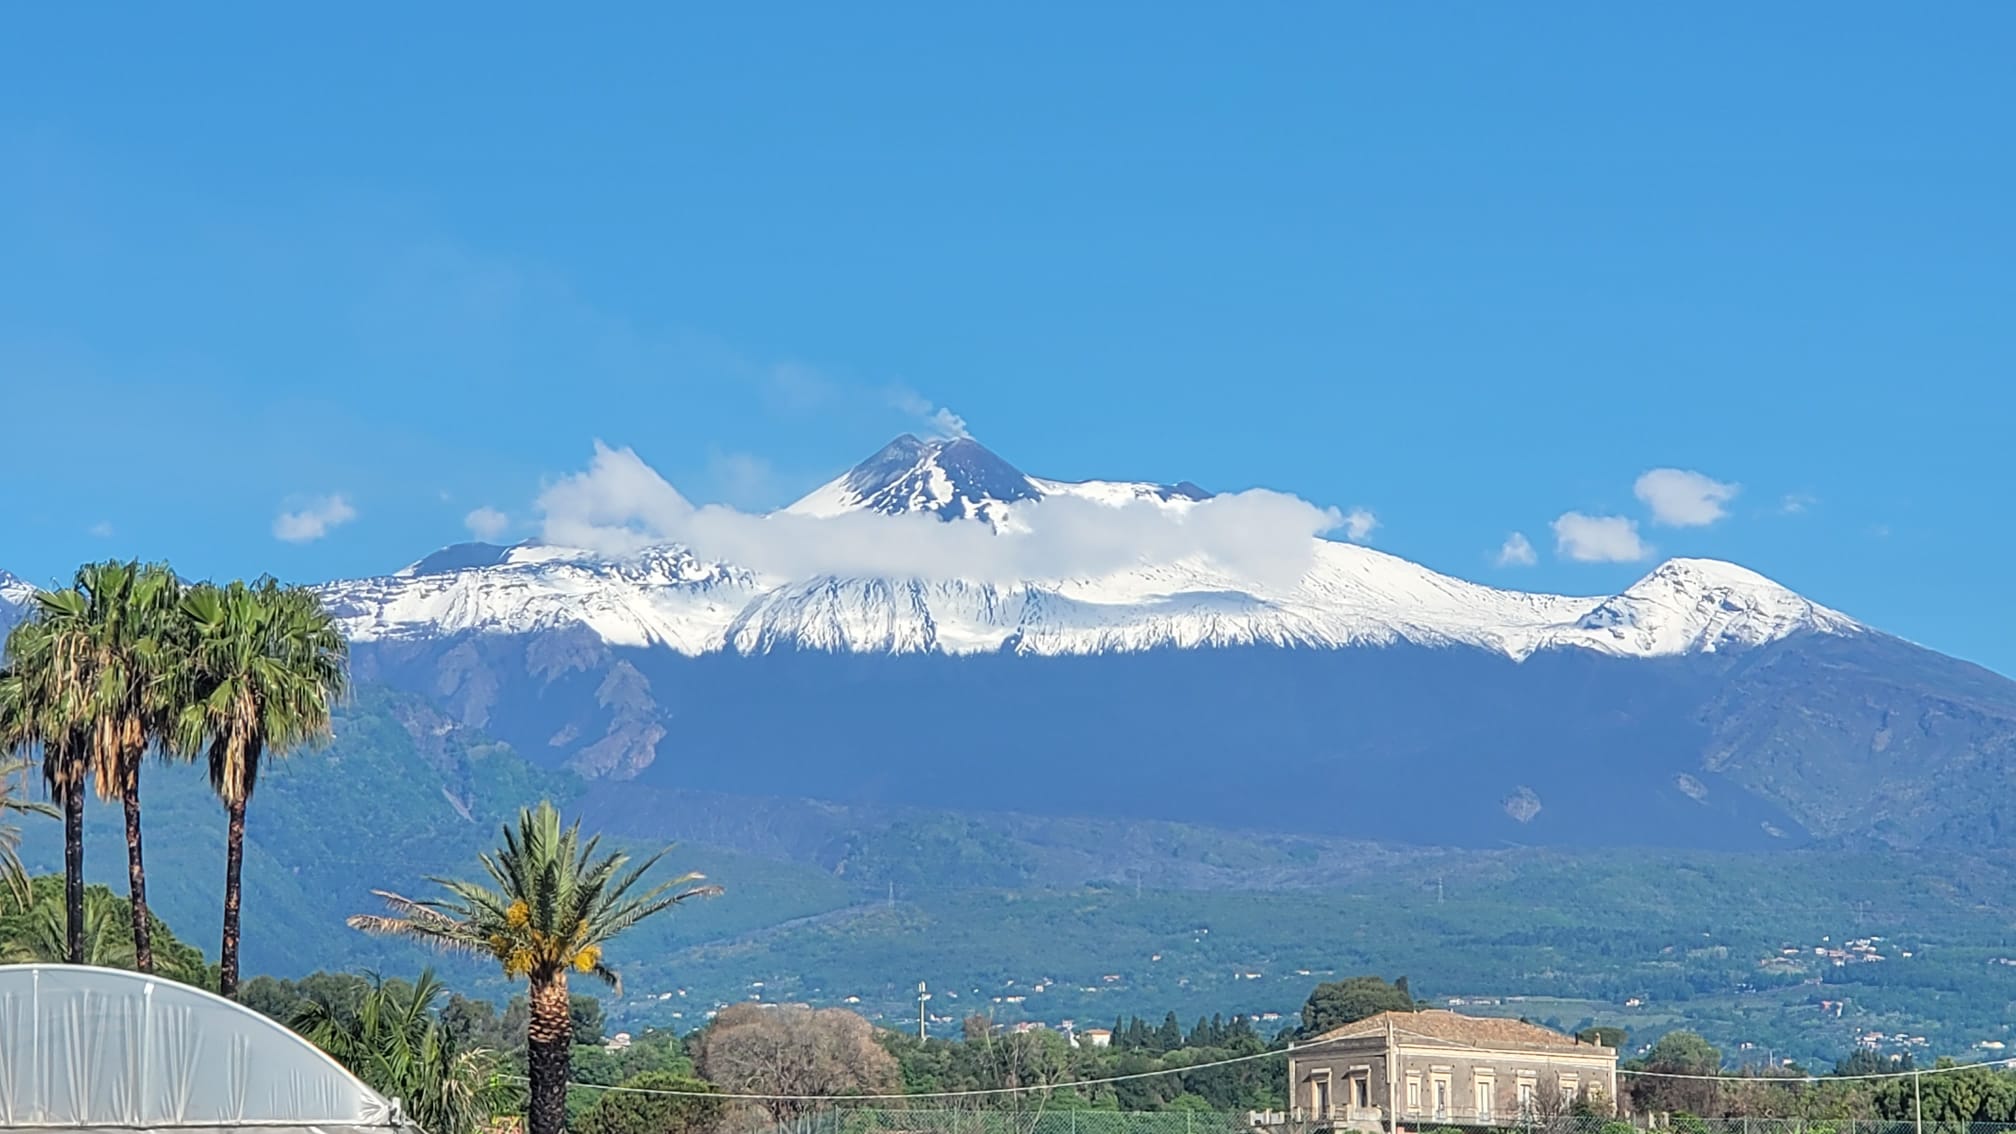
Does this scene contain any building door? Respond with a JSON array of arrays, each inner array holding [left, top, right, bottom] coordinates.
[[1313, 1074, 1330, 1117]]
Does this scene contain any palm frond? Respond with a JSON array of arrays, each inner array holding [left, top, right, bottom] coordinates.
[[352, 800, 721, 999]]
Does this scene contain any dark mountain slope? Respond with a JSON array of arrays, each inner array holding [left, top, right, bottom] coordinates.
[[348, 625, 2016, 853]]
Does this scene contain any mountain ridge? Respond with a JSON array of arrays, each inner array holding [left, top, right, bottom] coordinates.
[[310, 435, 1862, 662], [7, 436, 2008, 859]]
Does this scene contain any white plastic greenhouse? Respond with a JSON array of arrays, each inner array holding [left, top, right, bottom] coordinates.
[[0, 964, 410, 1134]]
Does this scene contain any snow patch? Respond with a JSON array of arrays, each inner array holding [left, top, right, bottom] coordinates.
[[314, 439, 1862, 662]]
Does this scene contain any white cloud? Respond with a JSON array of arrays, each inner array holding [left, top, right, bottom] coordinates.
[[1780, 492, 1816, 515], [1634, 468, 1739, 527], [88, 521, 114, 539], [273, 495, 358, 543], [1341, 508, 1377, 543], [1551, 512, 1651, 563], [464, 506, 511, 541], [537, 442, 1342, 588], [1496, 532, 1537, 567]]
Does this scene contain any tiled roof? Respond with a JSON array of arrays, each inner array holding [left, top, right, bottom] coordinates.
[[1309, 1010, 1606, 1052]]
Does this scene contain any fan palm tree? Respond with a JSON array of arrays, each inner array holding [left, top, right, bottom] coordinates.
[[174, 578, 348, 998], [34, 560, 184, 972], [349, 801, 721, 1134], [0, 612, 90, 961], [0, 752, 57, 907]]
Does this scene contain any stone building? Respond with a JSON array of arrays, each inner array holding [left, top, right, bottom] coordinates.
[[1286, 1010, 1619, 1131]]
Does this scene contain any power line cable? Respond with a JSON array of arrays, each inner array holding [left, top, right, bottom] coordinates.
[[508, 1043, 1298, 1101], [1381, 1024, 2016, 1085], [522, 1025, 2016, 1100]]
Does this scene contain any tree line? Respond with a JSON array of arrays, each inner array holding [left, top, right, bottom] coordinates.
[[0, 560, 346, 994], [1105, 1012, 1270, 1054], [1620, 1031, 2016, 1124]]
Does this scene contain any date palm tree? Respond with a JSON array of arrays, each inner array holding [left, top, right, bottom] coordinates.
[[349, 802, 720, 1134], [34, 560, 184, 971], [175, 578, 348, 998], [0, 612, 90, 960]]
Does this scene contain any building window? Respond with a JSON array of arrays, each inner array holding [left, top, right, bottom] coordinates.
[[1432, 1077, 1451, 1120], [1311, 1073, 1331, 1116], [1517, 1081, 1536, 1112], [1351, 1076, 1369, 1108], [1475, 1079, 1496, 1120], [1407, 1077, 1422, 1113], [1559, 1075, 1579, 1103]]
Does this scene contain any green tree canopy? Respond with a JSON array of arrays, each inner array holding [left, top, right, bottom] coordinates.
[[1874, 1063, 2016, 1123], [576, 1071, 720, 1134], [1630, 1031, 1724, 1117], [1645, 1031, 1723, 1074], [1296, 975, 1417, 1038]]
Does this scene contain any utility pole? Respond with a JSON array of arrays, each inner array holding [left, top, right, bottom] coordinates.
[[1914, 1070, 1924, 1134], [917, 981, 930, 1042]]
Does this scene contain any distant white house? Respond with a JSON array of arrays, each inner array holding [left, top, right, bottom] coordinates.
[[1081, 1028, 1114, 1048]]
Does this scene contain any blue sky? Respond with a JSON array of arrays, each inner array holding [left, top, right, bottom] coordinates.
[[3, 7, 2012, 671]]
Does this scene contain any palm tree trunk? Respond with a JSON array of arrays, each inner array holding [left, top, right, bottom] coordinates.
[[525, 971, 574, 1134], [218, 796, 246, 998], [63, 783, 83, 965], [122, 757, 153, 974]]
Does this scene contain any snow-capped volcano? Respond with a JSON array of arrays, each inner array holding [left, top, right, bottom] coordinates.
[[315, 435, 1861, 661], [784, 433, 1210, 524]]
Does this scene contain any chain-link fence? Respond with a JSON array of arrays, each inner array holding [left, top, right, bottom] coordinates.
[[746, 1114, 2016, 1134], [750, 1109, 1255, 1134]]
